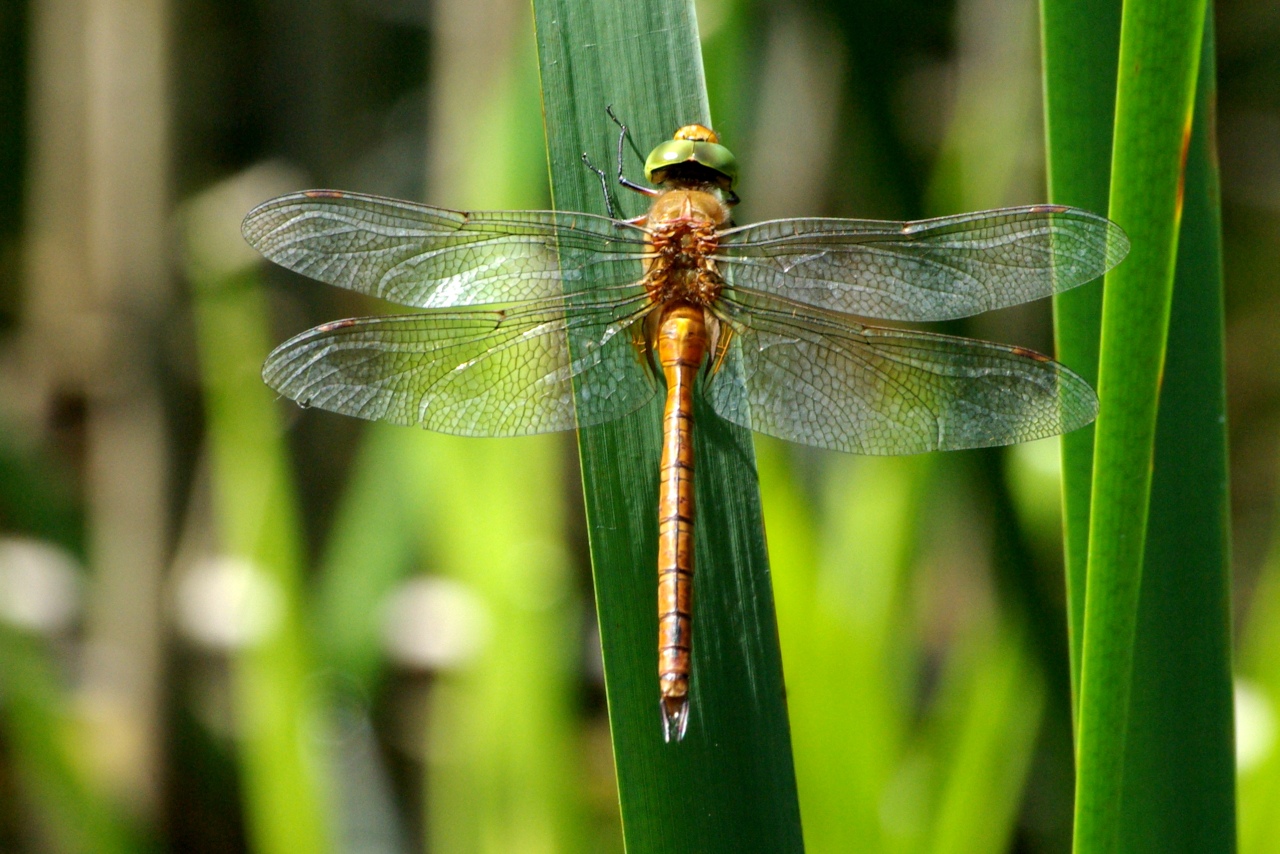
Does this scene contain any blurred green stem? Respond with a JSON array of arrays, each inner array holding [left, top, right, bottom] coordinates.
[[0, 628, 145, 853], [192, 267, 334, 854], [1241, 466, 1280, 851], [765, 448, 924, 852], [924, 614, 1045, 854]]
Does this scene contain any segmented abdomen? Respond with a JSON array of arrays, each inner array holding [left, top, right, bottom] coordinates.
[[654, 301, 707, 742]]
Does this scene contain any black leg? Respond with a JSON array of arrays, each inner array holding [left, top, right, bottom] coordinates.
[[581, 151, 620, 218], [606, 106, 660, 198]]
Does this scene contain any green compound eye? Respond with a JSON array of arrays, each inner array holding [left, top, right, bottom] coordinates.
[[644, 139, 738, 188]]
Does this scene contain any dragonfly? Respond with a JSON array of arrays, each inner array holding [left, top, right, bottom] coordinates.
[[243, 118, 1128, 742]]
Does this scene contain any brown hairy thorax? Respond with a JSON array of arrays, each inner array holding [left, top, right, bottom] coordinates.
[[642, 189, 731, 307]]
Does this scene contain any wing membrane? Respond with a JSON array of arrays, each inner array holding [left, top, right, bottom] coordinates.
[[716, 205, 1128, 321], [706, 291, 1097, 454], [263, 294, 657, 436], [243, 190, 651, 308]]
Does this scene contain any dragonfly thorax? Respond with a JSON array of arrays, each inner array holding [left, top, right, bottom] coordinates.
[[643, 189, 728, 307]]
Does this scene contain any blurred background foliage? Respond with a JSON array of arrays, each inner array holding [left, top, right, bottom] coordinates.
[[0, 0, 1271, 851]]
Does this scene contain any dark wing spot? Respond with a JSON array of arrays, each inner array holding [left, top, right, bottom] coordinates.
[[303, 190, 346, 199], [316, 318, 361, 333], [1008, 345, 1052, 362]]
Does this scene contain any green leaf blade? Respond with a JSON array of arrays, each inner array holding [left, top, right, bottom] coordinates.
[[1113, 10, 1236, 850], [1040, 0, 1123, 712], [533, 2, 803, 849], [1072, 0, 1215, 850]]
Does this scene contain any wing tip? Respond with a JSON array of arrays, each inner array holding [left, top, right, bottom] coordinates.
[[1104, 219, 1132, 270], [1055, 363, 1100, 433], [240, 189, 364, 250], [1063, 206, 1131, 276]]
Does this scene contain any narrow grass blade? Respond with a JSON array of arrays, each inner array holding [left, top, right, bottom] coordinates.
[[1073, 0, 1209, 848], [1040, 0, 1122, 712], [533, 1, 803, 849], [190, 265, 334, 854], [420, 32, 590, 853], [414, 434, 584, 854], [1115, 10, 1235, 849]]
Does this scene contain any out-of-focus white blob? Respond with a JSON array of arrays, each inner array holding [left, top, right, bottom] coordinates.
[[173, 556, 283, 651], [1236, 679, 1276, 774], [0, 538, 82, 634], [179, 161, 306, 281], [380, 576, 489, 672]]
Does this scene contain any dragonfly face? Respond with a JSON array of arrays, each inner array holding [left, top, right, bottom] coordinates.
[[243, 123, 1128, 743], [644, 123, 738, 190]]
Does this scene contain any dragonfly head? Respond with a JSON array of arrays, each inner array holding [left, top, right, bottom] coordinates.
[[645, 125, 738, 194]]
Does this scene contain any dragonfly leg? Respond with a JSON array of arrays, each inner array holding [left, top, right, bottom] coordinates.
[[580, 151, 620, 218], [606, 106, 662, 200], [706, 322, 735, 377]]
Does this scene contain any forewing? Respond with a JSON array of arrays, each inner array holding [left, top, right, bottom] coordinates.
[[263, 294, 657, 436], [705, 291, 1097, 454], [716, 205, 1129, 321], [243, 190, 650, 308]]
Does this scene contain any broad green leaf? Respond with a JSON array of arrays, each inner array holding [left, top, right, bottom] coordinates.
[[533, 1, 803, 849], [1115, 10, 1235, 850]]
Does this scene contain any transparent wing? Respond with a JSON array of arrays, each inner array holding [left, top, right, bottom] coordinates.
[[705, 291, 1097, 454], [716, 205, 1129, 321], [242, 190, 651, 308], [263, 294, 657, 436]]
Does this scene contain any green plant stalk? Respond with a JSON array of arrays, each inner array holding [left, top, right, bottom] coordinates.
[[0, 628, 145, 853], [532, 1, 803, 849], [312, 425, 418, 691], [1072, 0, 1207, 849], [1114, 10, 1235, 849], [1039, 0, 1122, 715], [1240, 225, 1280, 854], [192, 268, 334, 854], [416, 434, 581, 854], [1240, 480, 1280, 852], [925, 615, 1046, 854], [764, 447, 924, 852]]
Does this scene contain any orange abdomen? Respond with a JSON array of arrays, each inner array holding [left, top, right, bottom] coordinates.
[[655, 301, 708, 742]]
